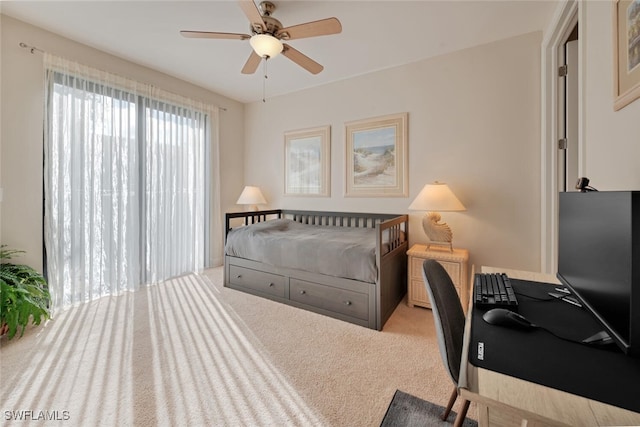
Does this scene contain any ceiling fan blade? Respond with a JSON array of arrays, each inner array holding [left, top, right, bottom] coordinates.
[[180, 30, 250, 40], [241, 51, 262, 74], [277, 18, 342, 41], [238, 0, 265, 32], [282, 44, 323, 74]]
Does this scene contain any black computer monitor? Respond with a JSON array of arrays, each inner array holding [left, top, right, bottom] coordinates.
[[557, 191, 640, 357]]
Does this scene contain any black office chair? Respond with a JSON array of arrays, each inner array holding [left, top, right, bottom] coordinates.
[[421, 259, 471, 427]]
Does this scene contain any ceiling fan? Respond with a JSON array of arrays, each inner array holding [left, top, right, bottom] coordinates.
[[180, 0, 342, 75]]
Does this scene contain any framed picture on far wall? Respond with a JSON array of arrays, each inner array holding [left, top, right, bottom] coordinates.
[[345, 112, 408, 197], [284, 125, 331, 197], [613, 0, 640, 110]]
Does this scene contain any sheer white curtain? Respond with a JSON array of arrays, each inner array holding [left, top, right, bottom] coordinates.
[[142, 94, 210, 283], [43, 54, 221, 312]]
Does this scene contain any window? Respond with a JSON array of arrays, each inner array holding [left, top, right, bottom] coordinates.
[[44, 55, 217, 311]]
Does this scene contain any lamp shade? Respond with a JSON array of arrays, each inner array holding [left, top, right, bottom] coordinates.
[[408, 182, 465, 212], [249, 34, 283, 58], [237, 186, 267, 206]]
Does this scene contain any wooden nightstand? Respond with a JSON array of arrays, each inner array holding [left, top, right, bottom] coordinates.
[[407, 244, 469, 311]]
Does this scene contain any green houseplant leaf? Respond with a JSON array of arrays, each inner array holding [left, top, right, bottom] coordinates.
[[0, 246, 51, 339]]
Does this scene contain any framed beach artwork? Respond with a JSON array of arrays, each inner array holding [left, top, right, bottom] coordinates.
[[613, 0, 640, 110], [345, 113, 408, 197], [284, 125, 330, 196]]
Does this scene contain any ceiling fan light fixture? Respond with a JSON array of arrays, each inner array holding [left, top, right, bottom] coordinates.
[[249, 34, 283, 58]]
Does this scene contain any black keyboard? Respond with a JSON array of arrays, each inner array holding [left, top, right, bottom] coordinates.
[[474, 273, 519, 310]]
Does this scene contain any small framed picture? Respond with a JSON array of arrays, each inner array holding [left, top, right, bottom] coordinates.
[[345, 113, 408, 197], [613, 0, 640, 110], [284, 125, 331, 196]]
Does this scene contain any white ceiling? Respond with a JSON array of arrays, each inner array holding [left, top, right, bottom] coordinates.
[[1, 1, 559, 104]]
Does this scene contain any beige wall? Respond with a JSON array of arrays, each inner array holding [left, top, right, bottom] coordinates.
[[0, 15, 245, 270], [245, 32, 543, 272], [583, 1, 640, 188]]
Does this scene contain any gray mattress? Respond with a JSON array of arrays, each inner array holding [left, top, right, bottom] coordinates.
[[225, 219, 379, 283]]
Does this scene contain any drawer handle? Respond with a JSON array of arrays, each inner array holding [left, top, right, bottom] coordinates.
[[268, 282, 274, 287], [299, 290, 306, 295], [236, 274, 242, 279], [344, 301, 352, 306]]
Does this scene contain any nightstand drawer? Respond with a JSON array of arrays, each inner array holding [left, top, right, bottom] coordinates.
[[411, 257, 462, 287]]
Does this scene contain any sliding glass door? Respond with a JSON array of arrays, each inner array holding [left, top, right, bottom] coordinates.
[[142, 99, 209, 283], [44, 56, 212, 311]]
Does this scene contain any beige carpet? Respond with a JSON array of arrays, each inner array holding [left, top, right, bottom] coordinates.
[[0, 267, 476, 426]]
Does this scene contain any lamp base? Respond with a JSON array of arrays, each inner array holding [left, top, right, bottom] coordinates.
[[425, 241, 453, 252], [422, 212, 454, 252]]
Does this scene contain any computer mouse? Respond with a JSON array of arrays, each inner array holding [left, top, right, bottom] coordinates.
[[482, 308, 537, 331]]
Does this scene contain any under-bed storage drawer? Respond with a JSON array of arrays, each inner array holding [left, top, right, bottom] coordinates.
[[229, 265, 287, 298], [290, 278, 369, 321]]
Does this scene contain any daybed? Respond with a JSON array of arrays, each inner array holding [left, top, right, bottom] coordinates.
[[224, 209, 408, 330]]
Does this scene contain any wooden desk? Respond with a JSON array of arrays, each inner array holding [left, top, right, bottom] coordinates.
[[459, 266, 640, 427]]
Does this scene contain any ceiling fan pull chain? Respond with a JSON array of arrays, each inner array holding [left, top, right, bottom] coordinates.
[[262, 58, 268, 103]]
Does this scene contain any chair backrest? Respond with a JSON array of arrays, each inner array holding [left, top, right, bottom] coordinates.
[[421, 259, 466, 384]]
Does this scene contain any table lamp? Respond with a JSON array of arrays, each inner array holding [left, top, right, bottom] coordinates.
[[236, 186, 267, 211], [408, 181, 465, 251]]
